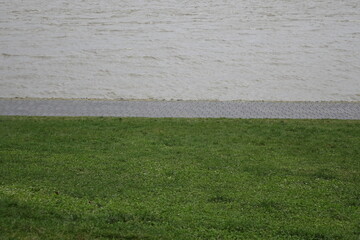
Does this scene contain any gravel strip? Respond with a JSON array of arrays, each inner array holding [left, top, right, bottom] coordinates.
[[0, 99, 359, 119]]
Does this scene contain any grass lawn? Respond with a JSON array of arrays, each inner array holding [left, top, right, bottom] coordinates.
[[0, 116, 359, 239]]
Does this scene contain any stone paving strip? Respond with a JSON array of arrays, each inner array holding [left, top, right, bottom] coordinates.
[[0, 99, 359, 119]]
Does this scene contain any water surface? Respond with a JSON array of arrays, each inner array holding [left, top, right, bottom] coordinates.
[[1, 0, 359, 101]]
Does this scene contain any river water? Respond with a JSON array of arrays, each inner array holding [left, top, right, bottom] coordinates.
[[1, 0, 359, 101]]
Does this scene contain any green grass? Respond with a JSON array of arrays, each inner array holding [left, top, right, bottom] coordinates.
[[0, 116, 359, 239]]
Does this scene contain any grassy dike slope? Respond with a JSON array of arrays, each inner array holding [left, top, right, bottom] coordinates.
[[0, 116, 359, 239]]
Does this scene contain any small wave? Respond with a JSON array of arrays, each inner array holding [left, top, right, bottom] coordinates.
[[143, 56, 158, 60], [30, 55, 54, 59], [173, 55, 188, 61], [128, 73, 144, 77], [2, 53, 55, 59], [1, 53, 21, 57]]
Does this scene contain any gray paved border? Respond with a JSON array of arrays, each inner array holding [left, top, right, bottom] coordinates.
[[0, 99, 359, 119]]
